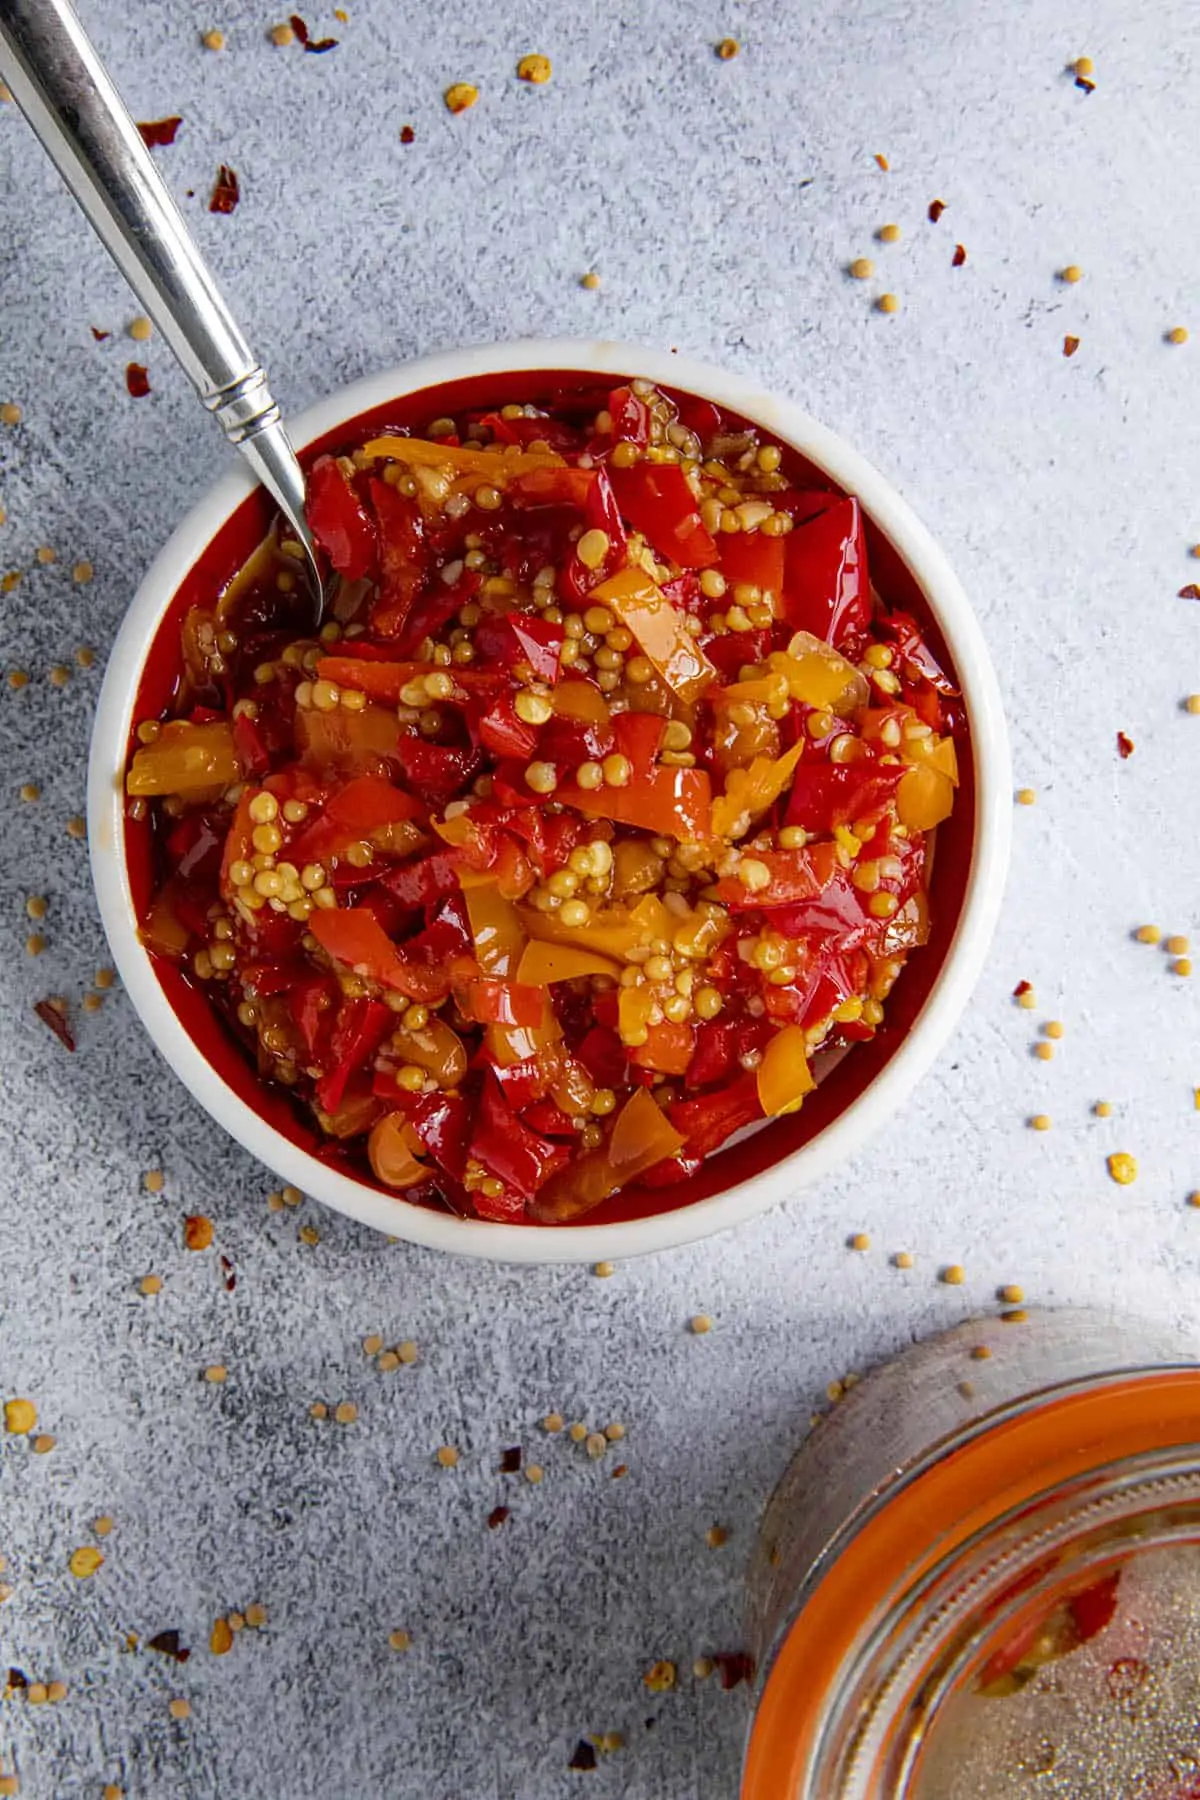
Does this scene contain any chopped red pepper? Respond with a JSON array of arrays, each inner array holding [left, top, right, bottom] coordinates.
[[306, 458, 376, 581], [469, 1073, 568, 1200], [137, 118, 182, 147], [782, 497, 870, 646], [209, 164, 240, 214], [609, 462, 719, 569], [125, 363, 151, 398]]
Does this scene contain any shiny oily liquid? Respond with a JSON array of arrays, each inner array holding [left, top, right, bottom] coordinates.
[[912, 1544, 1200, 1798]]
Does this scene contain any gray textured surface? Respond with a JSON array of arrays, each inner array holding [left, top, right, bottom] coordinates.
[[1, 1, 1199, 1794]]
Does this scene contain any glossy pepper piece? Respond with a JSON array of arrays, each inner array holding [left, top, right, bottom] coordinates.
[[306, 456, 376, 581], [781, 497, 871, 647], [529, 1088, 685, 1222], [608, 462, 719, 569], [591, 567, 716, 704]]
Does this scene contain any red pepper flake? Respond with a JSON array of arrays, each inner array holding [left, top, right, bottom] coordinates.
[[218, 1253, 236, 1292], [952, 243, 967, 267], [90, 326, 110, 342], [147, 1630, 191, 1663], [486, 1505, 510, 1530], [713, 1650, 756, 1690], [1075, 75, 1096, 93], [611, 1463, 628, 1479], [125, 362, 151, 398], [928, 198, 946, 223], [137, 117, 182, 147], [289, 13, 338, 51], [568, 1741, 598, 1772], [874, 152, 889, 171], [209, 164, 240, 214], [1117, 731, 1134, 759], [1063, 335, 1081, 358], [499, 1446, 522, 1473], [1012, 979, 1032, 998], [399, 125, 415, 144], [1178, 584, 1200, 600], [34, 999, 74, 1051]]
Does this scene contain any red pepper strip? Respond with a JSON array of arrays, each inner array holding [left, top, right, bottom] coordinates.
[[609, 462, 718, 569], [781, 497, 870, 647], [719, 530, 786, 596], [470, 1072, 569, 1199], [232, 711, 271, 779], [165, 811, 225, 883], [238, 959, 309, 998], [879, 611, 959, 695], [219, 791, 256, 899], [668, 1072, 764, 1159], [393, 736, 483, 807], [702, 628, 772, 684], [317, 997, 394, 1114], [476, 410, 581, 451], [288, 774, 424, 862], [676, 395, 722, 438], [406, 1089, 470, 1181], [611, 710, 665, 778], [575, 1026, 626, 1088], [381, 848, 461, 909], [306, 457, 376, 580], [463, 979, 546, 1028], [477, 692, 539, 762], [393, 569, 482, 660], [313, 656, 426, 703], [487, 1051, 555, 1112], [638, 1151, 703, 1187], [289, 975, 340, 1059], [783, 764, 904, 834], [629, 1020, 695, 1076], [714, 846, 827, 909], [527, 1087, 684, 1222], [606, 385, 651, 447], [473, 611, 563, 684], [509, 465, 595, 509], [294, 704, 402, 776], [368, 477, 427, 636], [471, 1182, 529, 1223], [556, 765, 711, 841], [537, 713, 614, 766], [519, 1098, 579, 1139], [685, 1019, 749, 1089], [308, 906, 449, 999]]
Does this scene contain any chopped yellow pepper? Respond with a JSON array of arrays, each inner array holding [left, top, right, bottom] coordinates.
[[591, 567, 716, 704], [897, 765, 955, 831], [711, 739, 806, 840], [769, 634, 869, 712], [464, 881, 526, 976], [756, 1025, 817, 1116], [517, 939, 622, 984], [361, 435, 564, 479], [126, 719, 239, 797]]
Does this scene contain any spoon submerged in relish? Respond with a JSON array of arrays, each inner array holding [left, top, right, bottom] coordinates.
[[0, 0, 324, 626]]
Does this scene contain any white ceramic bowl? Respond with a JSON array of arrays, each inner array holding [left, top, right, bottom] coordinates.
[[88, 338, 1010, 1263]]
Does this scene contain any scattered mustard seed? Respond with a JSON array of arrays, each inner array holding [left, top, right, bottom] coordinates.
[[877, 223, 901, 242], [644, 1660, 676, 1692], [1043, 1020, 1064, 1039], [1168, 327, 1190, 346], [580, 271, 601, 290], [210, 1617, 233, 1655], [525, 1464, 544, 1484], [268, 22, 294, 45], [66, 815, 87, 839], [389, 1629, 412, 1652], [568, 1421, 588, 1442], [971, 1345, 992, 1361], [542, 1413, 564, 1434], [298, 1224, 320, 1244], [8, 670, 28, 689], [362, 1334, 384, 1357], [444, 82, 478, 113], [715, 37, 739, 59], [689, 1313, 712, 1335], [203, 1365, 227, 1384], [93, 1515, 114, 1537], [1002, 1307, 1029, 1323], [516, 53, 551, 83], [584, 1432, 608, 1459], [309, 1401, 328, 1419], [1107, 1151, 1138, 1184], [244, 1602, 267, 1628], [1018, 990, 1037, 1010], [48, 665, 70, 688], [398, 1341, 419, 1364], [0, 404, 22, 427], [334, 1401, 358, 1425], [849, 1231, 870, 1251], [281, 1184, 303, 1207], [31, 1435, 55, 1455], [1016, 788, 1036, 806], [266, 1191, 284, 1213], [999, 1284, 1025, 1304], [73, 561, 94, 584], [128, 316, 152, 343], [706, 1525, 728, 1548], [228, 1611, 245, 1631], [1094, 1100, 1113, 1117], [1136, 924, 1162, 944], [377, 1350, 400, 1372], [168, 1698, 191, 1721], [1035, 1041, 1054, 1061], [1072, 56, 1094, 76], [4, 1398, 36, 1435], [876, 292, 900, 314], [1186, 696, 1200, 714], [593, 1260, 615, 1278], [849, 257, 875, 280], [893, 1251, 915, 1269], [20, 783, 40, 802], [184, 1215, 213, 1250], [1060, 264, 1083, 283], [95, 967, 115, 989], [1166, 934, 1191, 955], [201, 29, 225, 51], [46, 1680, 67, 1702], [1175, 959, 1193, 977], [27, 1683, 48, 1705], [139, 1274, 162, 1296], [103, 1787, 124, 1800], [693, 1655, 715, 1680], [826, 1378, 844, 1403], [941, 1264, 966, 1286], [435, 1445, 459, 1468], [35, 546, 56, 565], [1030, 1113, 1052, 1131], [604, 1422, 625, 1442], [24, 934, 45, 957], [69, 1546, 104, 1579]]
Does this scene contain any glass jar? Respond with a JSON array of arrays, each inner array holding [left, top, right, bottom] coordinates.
[[743, 1309, 1200, 1798]]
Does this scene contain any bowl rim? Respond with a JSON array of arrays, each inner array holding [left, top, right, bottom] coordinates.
[[88, 336, 1011, 1264]]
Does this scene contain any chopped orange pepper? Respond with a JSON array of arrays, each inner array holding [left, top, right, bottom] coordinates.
[[768, 636, 869, 712], [521, 892, 671, 962], [756, 1024, 817, 1116], [897, 764, 956, 830], [552, 679, 612, 725], [591, 567, 716, 704], [464, 881, 526, 976], [711, 739, 806, 840], [368, 1112, 428, 1188], [530, 1087, 685, 1222], [126, 719, 238, 797], [517, 939, 622, 984], [630, 1021, 695, 1076], [361, 435, 564, 479], [557, 765, 712, 842]]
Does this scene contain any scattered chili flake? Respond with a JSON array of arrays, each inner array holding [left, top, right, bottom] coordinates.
[[219, 1253, 236, 1291], [388, 1628, 411, 1652], [210, 1617, 233, 1655], [487, 1505, 510, 1530], [1075, 75, 1096, 92], [68, 1546, 104, 1579], [137, 118, 182, 148], [147, 1630, 191, 1663], [874, 152, 889, 170], [1107, 1151, 1138, 1185], [517, 53, 551, 83], [715, 37, 739, 59], [500, 1446, 522, 1473], [713, 1651, 755, 1689], [1116, 731, 1134, 758], [33, 999, 74, 1051], [4, 1399, 36, 1435], [209, 164, 239, 214], [399, 124, 415, 144], [611, 1463, 628, 1478], [183, 1215, 214, 1250], [444, 82, 478, 114], [643, 1660, 676, 1693], [289, 13, 338, 51], [952, 243, 967, 267], [90, 327, 110, 342], [31, 1434, 55, 1455], [125, 363, 151, 398], [1063, 335, 1081, 357], [568, 1741, 598, 1772], [928, 198, 946, 222], [1179, 584, 1200, 600], [1013, 979, 1032, 998]]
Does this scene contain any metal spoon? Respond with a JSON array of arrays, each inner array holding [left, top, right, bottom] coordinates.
[[0, 0, 324, 625]]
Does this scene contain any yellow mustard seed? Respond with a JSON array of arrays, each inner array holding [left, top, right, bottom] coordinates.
[[1186, 695, 1200, 714], [201, 28, 225, 50], [1107, 1151, 1138, 1185], [244, 1602, 267, 1628], [1094, 1100, 1113, 1117], [139, 1274, 162, 1296], [389, 1628, 412, 1652], [516, 53, 551, 83], [941, 1264, 966, 1286], [72, 560, 94, 584], [168, 1697, 191, 1720], [876, 292, 900, 314], [689, 1313, 712, 1335], [568, 1422, 588, 1443], [1043, 1020, 1064, 1039], [35, 546, 56, 565], [1174, 958, 1193, 978], [999, 1284, 1024, 1304], [971, 1345, 992, 1361], [203, 1365, 227, 1384], [580, 271, 601, 290], [128, 316, 152, 342], [849, 1232, 870, 1252], [435, 1444, 459, 1467], [268, 22, 294, 45], [1166, 935, 1191, 955], [1060, 264, 1083, 283], [31, 1434, 55, 1455], [1018, 990, 1038, 1010], [877, 223, 901, 242], [525, 1463, 545, 1484], [0, 403, 22, 427], [444, 82, 478, 114], [1035, 1041, 1054, 1061], [1188, 1192, 1200, 1209], [543, 1413, 564, 1433], [334, 1401, 357, 1425], [1030, 1113, 1052, 1131], [644, 1659, 676, 1692], [1136, 924, 1162, 944], [1168, 327, 1190, 346], [20, 783, 39, 802], [4, 1398, 36, 1435], [849, 257, 875, 280], [893, 1251, 914, 1269], [66, 815, 86, 839], [24, 933, 45, 957], [1016, 788, 1036, 806], [69, 1545, 104, 1579], [715, 37, 739, 59], [593, 1260, 615, 1278], [1073, 56, 1094, 76]]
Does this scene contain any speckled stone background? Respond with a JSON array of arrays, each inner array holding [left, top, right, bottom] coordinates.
[[1, 1, 1199, 1794]]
